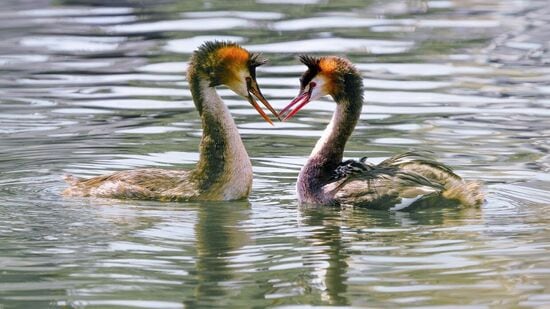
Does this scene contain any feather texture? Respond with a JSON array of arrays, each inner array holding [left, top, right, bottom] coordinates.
[[291, 55, 484, 209], [63, 41, 257, 201], [321, 152, 483, 209]]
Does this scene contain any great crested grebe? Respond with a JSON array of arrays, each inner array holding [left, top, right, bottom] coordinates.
[[281, 55, 484, 209], [63, 41, 278, 201]]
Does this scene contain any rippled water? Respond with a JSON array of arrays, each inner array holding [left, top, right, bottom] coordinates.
[[1, 0, 549, 307]]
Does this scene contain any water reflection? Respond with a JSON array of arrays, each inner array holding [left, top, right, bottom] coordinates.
[[296, 205, 483, 306], [185, 202, 250, 307], [299, 207, 349, 305]]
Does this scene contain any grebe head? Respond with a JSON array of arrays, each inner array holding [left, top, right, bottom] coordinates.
[[280, 55, 362, 121], [189, 41, 279, 123]]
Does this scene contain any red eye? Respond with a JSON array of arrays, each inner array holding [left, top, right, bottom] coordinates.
[[310, 82, 317, 88]]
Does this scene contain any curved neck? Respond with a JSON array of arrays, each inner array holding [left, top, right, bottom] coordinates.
[[188, 71, 251, 192], [298, 90, 362, 203], [309, 98, 362, 169]]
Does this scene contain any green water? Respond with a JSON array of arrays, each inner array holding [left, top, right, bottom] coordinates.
[[1, 0, 549, 308]]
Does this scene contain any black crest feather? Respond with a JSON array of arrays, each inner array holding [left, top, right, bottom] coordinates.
[[249, 53, 267, 68], [196, 41, 236, 58], [190, 40, 265, 85], [299, 55, 321, 69], [298, 55, 321, 88]]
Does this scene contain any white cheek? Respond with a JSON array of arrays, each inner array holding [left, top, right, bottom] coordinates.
[[233, 83, 248, 97], [228, 69, 248, 97], [309, 77, 328, 101]]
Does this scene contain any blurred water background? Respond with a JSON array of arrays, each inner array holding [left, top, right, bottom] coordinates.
[[0, 0, 549, 307]]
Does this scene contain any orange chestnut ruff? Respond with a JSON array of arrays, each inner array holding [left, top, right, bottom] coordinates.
[[279, 57, 342, 121], [280, 57, 340, 121], [217, 46, 250, 68], [212, 45, 279, 123]]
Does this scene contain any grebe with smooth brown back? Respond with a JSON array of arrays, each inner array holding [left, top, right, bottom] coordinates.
[[281, 55, 484, 209], [63, 41, 278, 202]]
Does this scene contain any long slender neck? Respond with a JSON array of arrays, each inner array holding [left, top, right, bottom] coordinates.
[[310, 98, 362, 168], [188, 71, 252, 194], [298, 90, 363, 203]]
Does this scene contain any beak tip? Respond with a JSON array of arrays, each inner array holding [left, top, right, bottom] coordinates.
[[248, 85, 279, 124]]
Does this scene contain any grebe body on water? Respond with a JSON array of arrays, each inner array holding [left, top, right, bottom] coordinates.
[[63, 41, 278, 201], [281, 55, 483, 209]]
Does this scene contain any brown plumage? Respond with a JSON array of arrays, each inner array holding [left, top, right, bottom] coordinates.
[[281, 55, 484, 209], [63, 41, 278, 201]]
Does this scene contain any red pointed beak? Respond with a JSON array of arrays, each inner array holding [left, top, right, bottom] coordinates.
[[246, 77, 279, 125], [280, 84, 315, 121]]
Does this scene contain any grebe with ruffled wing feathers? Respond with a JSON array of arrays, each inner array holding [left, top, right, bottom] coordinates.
[[281, 55, 483, 209]]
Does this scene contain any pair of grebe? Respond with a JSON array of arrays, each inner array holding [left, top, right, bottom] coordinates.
[[64, 41, 483, 208]]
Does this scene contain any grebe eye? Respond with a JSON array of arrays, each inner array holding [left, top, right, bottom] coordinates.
[[310, 82, 317, 88]]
